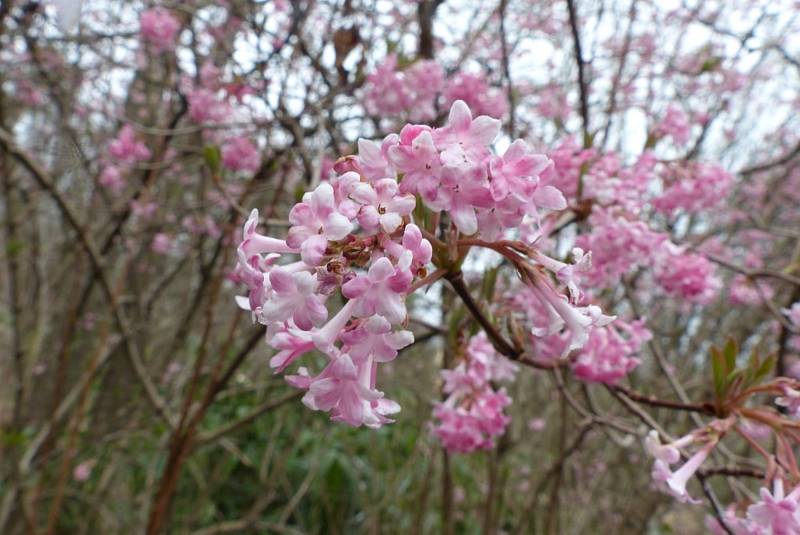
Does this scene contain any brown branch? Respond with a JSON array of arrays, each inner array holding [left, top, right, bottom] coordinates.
[[611, 385, 716, 415], [444, 271, 522, 359], [1, 150, 24, 430], [740, 138, 800, 176], [699, 467, 764, 479], [703, 252, 800, 288], [698, 472, 735, 535], [566, 0, 590, 147], [0, 127, 176, 430], [498, 0, 516, 137], [417, 0, 445, 59]]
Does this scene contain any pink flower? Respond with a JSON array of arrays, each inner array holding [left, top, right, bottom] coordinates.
[[99, 165, 125, 192], [151, 233, 173, 255], [341, 255, 412, 324], [108, 125, 151, 164], [651, 443, 713, 505], [363, 56, 445, 121], [261, 268, 328, 330], [655, 245, 720, 304], [729, 275, 775, 306], [238, 209, 297, 258], [73, 459, 96, 482], [427, 164, 494, 235], [747, 480, 800, 535], [222, 136, 261, 173], [443, 72, 508, 119], [571, 318, 650, 384], [433, 332, 518, 453], [355, 135, 398, 180], [187, 88, 230, 124], [388, 125, 441, 199], [311, 300, 358, 352], [302, 353, 389, 427], [655, 105, 691, 145], [575, 208, 667, 287], [286, 183, 353, 265], [339, 315, 414, 363], [653, 163, 732, 215], [140, 8, 181, 53], [364, 55, 411, 117], [644, 430, 695, 464], [528, 274, 615, 354], [530, 248, 592, 303], [432, 100, 500, 168], [705, 508, 752, 535], [487, 140, 553, 203], [462, 332, 519, 385], [433, 389, 512, 453], [268, 326, 315, 372], [392, 224, 433, 269], [350, 178, 416, 234]]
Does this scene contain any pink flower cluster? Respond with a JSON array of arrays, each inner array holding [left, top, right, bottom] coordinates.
[[370, 100, 562, 237], [100, 125, 151, 192], [507, 274, 646, 385], [443, 72, 508, 119], [571, 318, 652, 384], [576, 211, 720, 304], [647, 429, 716, 505], [654, 244, 721, 305], [707, 480, 800, 535], [646, 419, 733, 505], [140, 8, 181, 53], [188, 88, 231, 124], [653, 162, 733, 215], [729, 275, 775, 306], [508, 275, 618, 367], [364, 59, 507, 120], [364, 55, 445, 121], [222, 136, 261, 174], [234, 100, 608, 430], [108, 125, 151, 164], [575, 209, 667, 288], [654, 105, 691, 146], [432, 333, 518, 453], [234, 198, 425, 427]]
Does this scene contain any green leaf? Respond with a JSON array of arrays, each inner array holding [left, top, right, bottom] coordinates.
[[723, 338, 738, 374], [203, 145, 221, 173], [447, 304, 465, 345], [480, 266, 500, 301], [413, 193, 429, 230], [700, 57, 722, 72], [753, 354, 776, 384], [6, 238, 24, 257], [0, 429, 28, 447], [710, 346, 726, 399]]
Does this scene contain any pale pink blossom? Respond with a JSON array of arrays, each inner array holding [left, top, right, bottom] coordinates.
[[151, 233, 173, 255], [261, 268, 328, 330], [140, 8, 181, 53], [286, 183, 354, 265], [747, 480, 800, 535], [222, 136, 261, 173], [108, 125, 151, 164], [341, 255, 412, 324]]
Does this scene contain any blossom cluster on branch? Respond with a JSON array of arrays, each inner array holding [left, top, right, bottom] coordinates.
[[233, 100, 613, 430]]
